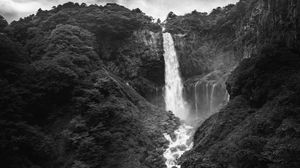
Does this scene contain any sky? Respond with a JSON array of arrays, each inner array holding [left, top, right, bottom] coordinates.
[[0, 0, 239, 22]]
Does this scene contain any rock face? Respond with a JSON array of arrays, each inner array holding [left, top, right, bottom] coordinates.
[[164, 1, 258, 120], [180, 47, 300, 168], [0, 3, 174, 168], [177, 0, 300, 167], [165, 6, 241, 79], [130, 30, 165, 107], [184, 70, 230, 122], [166, 0, 299, 79], [165, 0, 300, 122]]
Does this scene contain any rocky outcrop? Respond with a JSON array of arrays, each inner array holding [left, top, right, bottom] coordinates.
[[179, 0, 300, 167], [97, 28, 165, 106], [129, 30, 165, 107], [165, 5, 243, 79], [166, 0, 299, 80]]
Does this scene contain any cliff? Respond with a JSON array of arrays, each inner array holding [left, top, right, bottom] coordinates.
[[178, 0, 300, 167], [164, 0, 300, 122], [164, 1, 254, 120], [166, 0, 299, 79]]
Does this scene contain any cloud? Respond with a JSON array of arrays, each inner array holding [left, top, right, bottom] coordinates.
[[119, 0, 239, 19], [0, 0, 239, 22]]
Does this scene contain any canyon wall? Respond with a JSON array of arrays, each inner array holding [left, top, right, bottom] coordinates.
[[176, 0, 300, 167], [165, 0, 300, 122]]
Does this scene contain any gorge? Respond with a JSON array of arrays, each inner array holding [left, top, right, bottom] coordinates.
[[0, 0, 299, 168]]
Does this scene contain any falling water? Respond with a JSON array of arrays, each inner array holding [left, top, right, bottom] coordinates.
[[163, 32, 188, 120], [192, 71, 230, 119], [206, 83, 209, 110], [210, 83, 217, 113], [163, 32, 193, 168], [194, 81, 201, 114]]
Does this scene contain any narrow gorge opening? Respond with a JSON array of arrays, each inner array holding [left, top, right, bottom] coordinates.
[[162, 32, 231, 167]]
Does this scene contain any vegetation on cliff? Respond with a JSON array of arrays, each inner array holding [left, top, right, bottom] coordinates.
[[0, 3, 175, 168], [180, 43, 300, 168], [7, 2, 165, 103], [165, 2, 246, 78], [165, 0, 299, 79], [177, 0, 300, 167]]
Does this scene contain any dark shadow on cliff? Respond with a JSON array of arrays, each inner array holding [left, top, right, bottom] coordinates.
[[179, 43, 300, 168]]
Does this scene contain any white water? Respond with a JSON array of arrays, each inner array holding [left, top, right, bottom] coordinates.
[[163, 124, 193, 167], [194, 81, 201, 115], [210, 83, 217, 113], [163, 32, 193, 168], [163, 32, 189, 120], [191, 70, 231, 120]]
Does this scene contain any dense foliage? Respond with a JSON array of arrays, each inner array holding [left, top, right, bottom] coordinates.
[[0, 15, 8, 32], [0, 3, 174, 168]]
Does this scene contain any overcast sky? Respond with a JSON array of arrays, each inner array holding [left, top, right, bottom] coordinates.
[[0, 0, 239, 22]]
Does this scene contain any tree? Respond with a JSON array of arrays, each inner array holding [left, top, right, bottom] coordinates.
[[157, 18, 161, 24], [192, 10, 198, 15], [167, 12, 177, 20], [0, 15, 8, 32], [132, 8, 142, 13]]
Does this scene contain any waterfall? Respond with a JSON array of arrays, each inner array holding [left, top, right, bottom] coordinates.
[[163, 33, 188, 120], [162, 32, 193, 168], [206, 83, 209, 111], [194, 81, 201, 116], [192, 70, 230, 119], [210, 83, 217, 113]]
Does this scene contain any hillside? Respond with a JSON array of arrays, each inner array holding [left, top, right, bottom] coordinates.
[[0, 3, 177, 168]]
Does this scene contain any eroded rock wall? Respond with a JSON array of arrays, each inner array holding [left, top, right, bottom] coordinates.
[[178, 0, 300, 167]]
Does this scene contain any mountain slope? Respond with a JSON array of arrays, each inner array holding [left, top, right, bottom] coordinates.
[[0, 3, 176, 168]]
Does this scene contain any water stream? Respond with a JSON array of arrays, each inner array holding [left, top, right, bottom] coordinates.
[[191, 71, 230, 120], [163, 32, 193, 168]]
